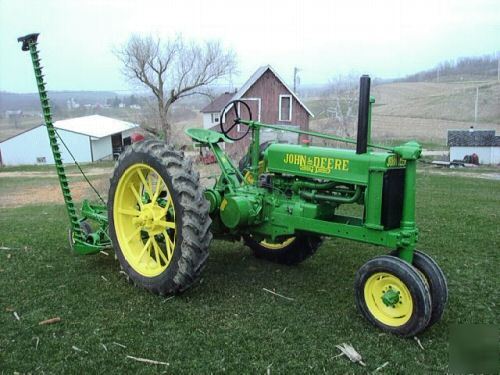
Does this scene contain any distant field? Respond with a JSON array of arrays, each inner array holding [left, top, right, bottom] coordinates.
[[371, 115, 500, 143], [371, 80, 500, 123], [307, 79, 500, 145]]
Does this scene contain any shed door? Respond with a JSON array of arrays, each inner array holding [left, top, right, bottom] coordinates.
[[111, 133, 123, 158]]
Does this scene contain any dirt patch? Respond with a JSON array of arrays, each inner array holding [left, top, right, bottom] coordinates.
[[0, 177, 109, 208], [0, 168, 113, 179], [0, 163, 216, 208]]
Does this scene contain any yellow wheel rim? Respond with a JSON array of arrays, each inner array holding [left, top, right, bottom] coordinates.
[[113, 163, 176, 278], [260, 237, 296, 250], [364, 272, 413, 327]]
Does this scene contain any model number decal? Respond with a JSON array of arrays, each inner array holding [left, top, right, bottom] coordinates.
[[283, 153, 349, 173], [386, 155, 407, 167]]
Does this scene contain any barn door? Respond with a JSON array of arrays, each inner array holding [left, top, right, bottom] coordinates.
[[238, 98, 260, 133]]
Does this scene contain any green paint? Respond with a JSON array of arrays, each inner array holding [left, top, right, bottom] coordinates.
[[18, 34, 82, 240], [185, 111, 421, 260], [382, 288, 400, 307], [19, 33, 109, 255]]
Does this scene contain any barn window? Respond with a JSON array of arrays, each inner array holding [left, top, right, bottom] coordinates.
[[279, 95, 292, 121], [211, 113, 220, 123]]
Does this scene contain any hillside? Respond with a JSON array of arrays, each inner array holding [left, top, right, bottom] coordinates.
[[400, 54, 499, 83], [371, 80, 500, 123], [0, 91, 119, 112], [307, 79, 500, 145]]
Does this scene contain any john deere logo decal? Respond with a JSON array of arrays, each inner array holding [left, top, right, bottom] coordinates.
[[283, 153, 349, 174]]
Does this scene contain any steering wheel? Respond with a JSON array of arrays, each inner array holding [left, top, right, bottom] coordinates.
[[219, 100, 253, 141]]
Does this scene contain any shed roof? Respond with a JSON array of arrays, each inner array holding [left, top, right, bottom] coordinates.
[[201, 93, 234, 113], [200, 65, 314, 117], [447, 129, 499, 147], [0, 115, 140, 143], [54, 115, 139, 138]]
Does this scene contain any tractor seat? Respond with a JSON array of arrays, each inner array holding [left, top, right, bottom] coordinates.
[[185, 128, 233, 144]]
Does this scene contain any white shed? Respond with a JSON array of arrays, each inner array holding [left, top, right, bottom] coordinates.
[[448, 129, 500, 165], [0, 115, 140, 166], [200, 92, 234, 129]]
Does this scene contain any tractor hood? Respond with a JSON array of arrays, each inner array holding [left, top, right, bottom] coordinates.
[[264, 143, 406, 185]]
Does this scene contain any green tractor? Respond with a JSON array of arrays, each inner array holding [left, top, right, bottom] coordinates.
[[19, 33, 447, 337]]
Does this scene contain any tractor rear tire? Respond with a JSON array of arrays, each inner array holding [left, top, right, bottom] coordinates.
[[108, 140, 212, 295], [354, 255, 432, 337], [390, 250, 448, 329], [244, 235, 322, 265]]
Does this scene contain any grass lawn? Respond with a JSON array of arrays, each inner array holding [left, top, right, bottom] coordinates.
[[0, 173, 498, 373]]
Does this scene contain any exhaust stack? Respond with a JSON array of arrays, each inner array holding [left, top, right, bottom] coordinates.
[[356, 75, 371, 154]]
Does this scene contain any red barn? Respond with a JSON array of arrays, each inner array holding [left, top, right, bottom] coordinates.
[[200, 65, 313, 157]]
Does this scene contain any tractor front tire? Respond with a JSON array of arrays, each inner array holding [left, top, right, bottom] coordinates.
[[108, 140, 212, 295], [354, 255, 432, 337], [390, 250, 448, 329], [244, 235, 322, 265]]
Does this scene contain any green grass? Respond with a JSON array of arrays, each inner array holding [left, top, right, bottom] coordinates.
[[0, 174, 498, 373]]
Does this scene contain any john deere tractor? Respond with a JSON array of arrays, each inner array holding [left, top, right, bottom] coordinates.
[[20, 33, 447, 337]]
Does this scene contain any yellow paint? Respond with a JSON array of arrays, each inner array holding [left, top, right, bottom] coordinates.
[[364, 272, 413, 327], [260, 237, 296, 250], [243, 160, 265, 185], [244, 171, 254, 184], [283, 153, 349, 174], [113, 163, 176, 277], [220, 199, 228, 211]]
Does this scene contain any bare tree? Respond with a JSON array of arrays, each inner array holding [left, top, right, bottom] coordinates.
[[115, 34, 237, 139], [323, 75, 358, 137]]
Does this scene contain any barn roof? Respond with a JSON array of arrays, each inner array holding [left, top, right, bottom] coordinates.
[[54, 115, 139, 138], [201, 93, 234, 113], [447, 129, 500, 147], [200, 65, 314, 117], [233, 65, 314, 117]]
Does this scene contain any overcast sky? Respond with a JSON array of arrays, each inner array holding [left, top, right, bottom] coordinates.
[[0, 0, 498, 93]]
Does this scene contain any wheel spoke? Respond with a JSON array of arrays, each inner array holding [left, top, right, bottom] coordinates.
[[130, 183, 144, 208], [137, 169, 153, 197], [151, 237, 162, 266], [157, 220, 176, 229], [163, 231, 175, 259], [163, 194, 172, 214], [136, 237, 152, 263], [152, 236, 169, 265], [152, 174, 164, 204], [117, 208, 140, 216], [126, 227, 142, 243]]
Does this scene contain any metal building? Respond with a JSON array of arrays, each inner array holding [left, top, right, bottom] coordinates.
[[0, 115, 140, 166]]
